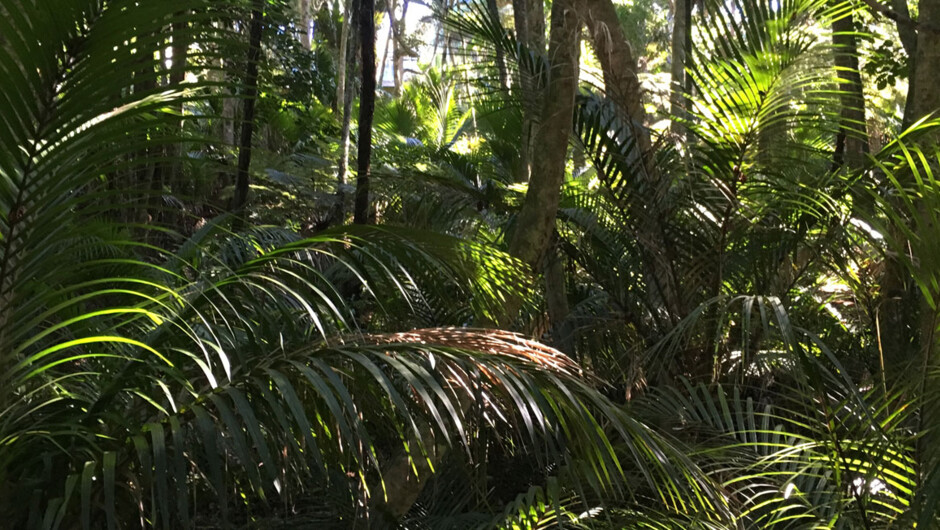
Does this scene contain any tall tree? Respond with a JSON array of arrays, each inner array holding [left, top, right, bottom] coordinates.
[[299, 0, 312, 48], [831, 6, 868, 169], [335, 3, 358, 225], [583, 0, 647, 143], [879, 0, 940, 378], [487, 0, 510, 90], [670, 0, 692, 133], [507, 0, 582, 275], [584, 0, 683, 320], [906, 0, 940, 131], [354, 0, 377, 224], [230, 0, 264, 220], [512, 0, 546, 182], [335, 0, 352, 111]]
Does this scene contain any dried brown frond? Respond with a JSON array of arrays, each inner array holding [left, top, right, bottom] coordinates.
[[344, 327, 586, 378]]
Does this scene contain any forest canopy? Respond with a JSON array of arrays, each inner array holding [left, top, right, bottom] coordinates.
[[1, 0, 940, 527]]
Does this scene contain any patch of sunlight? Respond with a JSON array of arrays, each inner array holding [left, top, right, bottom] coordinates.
[[853, 477, 890, 496], [850, 218, 884, 240]]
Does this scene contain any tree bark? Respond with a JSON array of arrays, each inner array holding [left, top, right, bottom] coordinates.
[[486, 0, 510, 91], [583, 0, 683, 323], [354, 0, 376, 224], [669, 0, 691, 134], [299, 0, 312, 49], [906, 0, 940, 131], [545, 238, 574, 354], [831, 10, 868, 169], [512, 0, 547, 182], [507, 0, 581, 273], [230, 0, 264, 221], [512, 0, 546, 54], [905, 0, 940, 474], [583, 0, 646, 133], [335, 0, 351, 111], [334, 15, 358, 225]]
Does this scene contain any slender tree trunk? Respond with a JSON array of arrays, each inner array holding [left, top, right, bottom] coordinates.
[[391, 0, 410, 96], [165, 18, 189, 233], [669, 0, 691, 134], [503, 0, 582, 324], [300, 0, 312, 49], [230, 0, 264, 220], [893, 0, 918, 128], [486, 0, 510, 91], [831, 10, 868, 169], [334, 17, 358, 224], [354, 0, 376, 224], [335, 0, 351, 111], [512, 0, 546, 182], [584, 0, 684, 324], [378, 12, 392, 88]]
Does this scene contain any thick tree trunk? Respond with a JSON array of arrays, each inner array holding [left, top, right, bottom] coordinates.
[[906, 0, 940, 131], [583, 0, 646, 133], [906, 0, 940, 473], [545, 238, 574, 354], [230, 0, 264, 221], [831, 11, 868, 169], [507, 0, 582, 273], [882, 0, 940, 378], [354, 0, 376, 224]]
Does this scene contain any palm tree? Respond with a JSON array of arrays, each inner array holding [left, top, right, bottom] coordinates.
[[0, 0, 718, 526]]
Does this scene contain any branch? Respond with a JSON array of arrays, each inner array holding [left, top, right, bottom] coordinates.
[[858, 0, 940, 35]]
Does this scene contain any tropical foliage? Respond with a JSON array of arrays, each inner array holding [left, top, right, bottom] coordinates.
[[1, 0, 939, 527]]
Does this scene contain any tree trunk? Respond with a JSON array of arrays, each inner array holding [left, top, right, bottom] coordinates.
[[299, 0, 312, 49], [378, 8, 392, 89], [584, 0, 684, 324], [505, 0, 582, 311], [391, 0, 410, 96], [905, 0, 940, 474], [583, 0, 646, 134], [230, 0, 264, 220], [486, 0, 510, 91], [831, 10, 868, 169], [512, 0, 547, 182], [882, 0, 940, 377], [669, 0, 691, 134], [512, 0, 545, 54], [886, 0, 917, 129], [334, 15, 358, 225], [335, 0, 351, 111], [906, 0, 940, 131], [545, 238, 574, 354], [354, 0, 376, 225]]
